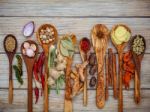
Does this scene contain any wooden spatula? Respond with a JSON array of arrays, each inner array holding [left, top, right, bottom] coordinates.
[[3, 34, 18, 104]]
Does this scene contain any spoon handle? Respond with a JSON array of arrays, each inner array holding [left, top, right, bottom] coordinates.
[[27, 66, 33, 112], [96, 63, 105, 108], [8, 61, 13, 104], [64, 57, 72, 112], [83, 66, 88, 106], [118, 52, 123, 112], [134, 70, 141, 104], [44, 57, 49, 112]]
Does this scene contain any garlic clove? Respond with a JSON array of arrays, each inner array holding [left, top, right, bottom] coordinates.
[[30, 44, 37, 51], [23, 42, 30, 49], [22, 48, 26, 55], [26, 48, 35, 57], [23, 21, 35, 37]]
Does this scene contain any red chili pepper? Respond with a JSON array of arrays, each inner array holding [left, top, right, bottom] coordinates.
[[41, 74, 45, 91], [37, 52, 45, 75], [34, 87, 39, 104], [33, 61, 39, 81]]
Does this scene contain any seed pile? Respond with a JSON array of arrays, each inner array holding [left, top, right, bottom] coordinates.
[[5, 36, 16, 52], [39, 27, 55, 44], [132, 35, 145, 55]]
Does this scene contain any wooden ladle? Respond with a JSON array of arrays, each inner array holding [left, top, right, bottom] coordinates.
[[131, 35, 146, 104], [3, 34, 18, 104], [91, 24, 109, 108], [36, 24, 58, 112], [111, 24, 131, 112], [79, 37, 91, 106], [21, 40, 38, 112]]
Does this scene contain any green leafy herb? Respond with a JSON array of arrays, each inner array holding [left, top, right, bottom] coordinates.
[[13, 55, 23, 85], [13, 65, 23, 85], [55, 75, 64, 94]]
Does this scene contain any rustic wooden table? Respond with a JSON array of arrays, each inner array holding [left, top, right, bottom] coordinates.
[[0, 0, 150, 112]]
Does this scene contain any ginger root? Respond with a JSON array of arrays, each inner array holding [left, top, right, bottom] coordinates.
[[75, 61, 88, 82]]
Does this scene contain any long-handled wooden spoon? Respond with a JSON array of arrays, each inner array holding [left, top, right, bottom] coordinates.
[[111, 24, 131, 112], [3, 34, 18, 104], [58, 34, 76, 112], [91, 24, 109, 108], [36, 24, 58, 112], [21, 40, 38, 112], [131, 35, 146, 104], [79, 37, 91, 106]]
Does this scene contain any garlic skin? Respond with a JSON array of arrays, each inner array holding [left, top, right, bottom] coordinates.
[[26, 48, 35, 57]]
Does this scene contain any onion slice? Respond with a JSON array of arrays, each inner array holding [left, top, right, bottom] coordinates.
[[23, 21, 35, 37]]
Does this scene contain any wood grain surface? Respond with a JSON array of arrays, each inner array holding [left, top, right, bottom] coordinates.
[[0, 0, 150, 112]]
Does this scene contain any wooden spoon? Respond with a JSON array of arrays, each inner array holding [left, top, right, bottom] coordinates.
[[58, 34, 76, 112], [91, 24, 109, 108], [111, 24, 131, 112], [131, 35, 146, 104], [36, 24, 58, 112], [21, 40, 38, 112], [3, 34, 17, 104], [79, 37, 91, 106]]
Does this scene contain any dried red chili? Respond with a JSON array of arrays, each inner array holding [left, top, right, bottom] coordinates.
[[37, 52, 45, 75], [34, 87, 39, 104], [33, 62, 39, 81], [80, 38, 91, 53]]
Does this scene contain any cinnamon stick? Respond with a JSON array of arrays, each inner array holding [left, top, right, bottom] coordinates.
[[105, 55, 109, 100], [108, 48, 113, 86], [113, 53, 118, 99]]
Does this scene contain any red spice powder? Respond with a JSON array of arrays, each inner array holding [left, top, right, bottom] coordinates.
[[80, 38, 91, 53]]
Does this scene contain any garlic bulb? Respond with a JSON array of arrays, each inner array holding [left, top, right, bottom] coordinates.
[[23, 42, 30, 49]]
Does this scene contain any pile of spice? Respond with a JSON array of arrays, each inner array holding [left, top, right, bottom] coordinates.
[[4, 35, 16, 52], [132, 35, 145, 55], [22, 42, 37, 57], [123, 51, 135, 89], [88, 53, 97, 87], [80, 38, 91, 53], [39, 26, 55, 44], [111, 25, 131, 45]]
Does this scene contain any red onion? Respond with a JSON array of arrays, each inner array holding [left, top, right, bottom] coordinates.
[[23, 21, 35, 37]]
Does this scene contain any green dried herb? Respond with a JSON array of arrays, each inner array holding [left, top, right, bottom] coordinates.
[[13, 65, 23, 85], [13, 55, 23, 85], [55, 75, 64, 94]]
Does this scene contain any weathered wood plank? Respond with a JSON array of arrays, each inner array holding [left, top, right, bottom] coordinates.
[[0, 17, 150, 53], [0, 0, 150, 17], [0, 53, 149, 89], [0, 89, 150, 112]]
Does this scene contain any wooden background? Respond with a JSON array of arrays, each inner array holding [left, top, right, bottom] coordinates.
[[0, 0, 150, 112]]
